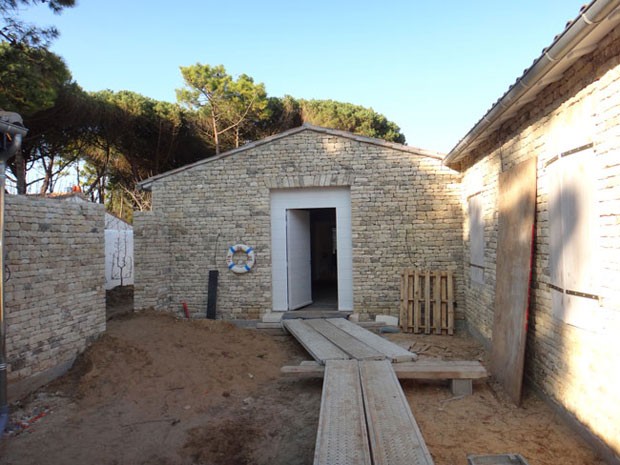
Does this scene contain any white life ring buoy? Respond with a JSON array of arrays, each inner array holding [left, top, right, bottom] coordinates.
[[226, 244, 256, 274]]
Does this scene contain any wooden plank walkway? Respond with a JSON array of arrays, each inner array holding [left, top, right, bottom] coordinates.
[[327, 318, 417, 362], [313, 360, 372, 465], [312, 358, 436, 465], [359, 360, 434, 465], [283, 319, 349, 363], [281, 318, 487, 465], [283, 317, 416, 364], [283, 317, 489, 464], [305, 318, 386, 361]]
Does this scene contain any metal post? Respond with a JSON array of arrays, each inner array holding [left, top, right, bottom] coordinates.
[[0, 160, 6, 428], [0, 112, 28, 436]]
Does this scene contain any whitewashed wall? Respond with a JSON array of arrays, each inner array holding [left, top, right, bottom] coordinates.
[[105, 212, 134, 289]]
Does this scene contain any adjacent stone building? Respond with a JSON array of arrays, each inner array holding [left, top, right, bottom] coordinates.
[[445, 2, 620, 462], [5, 195, 106, 399], [135, 125, 463, 322]]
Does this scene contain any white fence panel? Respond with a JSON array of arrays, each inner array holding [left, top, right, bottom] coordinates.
[[105, 229, 134, 289]]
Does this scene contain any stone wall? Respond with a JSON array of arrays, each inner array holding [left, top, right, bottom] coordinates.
[[135, 129, 463, 322], [4, 195, 106, 399], [134, 210, 171, 310], [459, 24, 620, 461]]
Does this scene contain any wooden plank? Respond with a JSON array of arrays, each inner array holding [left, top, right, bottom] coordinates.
[[281, 363, 326, 378], [434, 272, 441, 334], [405, 270, 411, 332], [409, 270, 415, 331], [413, 270, 420, 333], [561, 150, 598, 297], [359, 360, 435, 465], [282, 310, 351, 320], [447, 271, 454, 335], [282, 360, 487, 381], [424, 271, 431, 334], [400, 271, 406, 331], [283, 319, 350, 364], [256, 322, 283, 330], [393, 361, 487, 379], [406, 269, 412, 331], [491, 156, 537, 404], [550, 150, 600, 330], [326, 318, 417, 363], [314, 360, 372, 465], [305, 319, 386, 361], [468, 193, 486, 283], [440, 272, 448, 331]]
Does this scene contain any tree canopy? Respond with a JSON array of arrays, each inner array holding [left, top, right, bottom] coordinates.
[[0, 1, 408, 220], [0, 0, 75, 47], [177, 63, 269, 154], [176, 63, 406, 154], [3, 47, 406, 220], [0, 42, 71, 115], [298, 99, 405, 144]]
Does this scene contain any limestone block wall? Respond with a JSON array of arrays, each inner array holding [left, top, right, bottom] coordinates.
[[135, 129, 463, 322], [459, 24, 620, 461], [134, 210, 171, 311], [4, 195, 106, 399]]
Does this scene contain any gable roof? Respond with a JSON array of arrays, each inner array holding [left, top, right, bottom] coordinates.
[[444, 0, 620, 168], [139, 124, 445, 190]]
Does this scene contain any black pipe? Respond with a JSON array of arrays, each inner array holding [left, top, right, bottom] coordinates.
[[206, 270, 218, 319]]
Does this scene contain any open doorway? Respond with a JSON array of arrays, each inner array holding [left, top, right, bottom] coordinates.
[[270, 187, 352, 312], [309, 208, 337, 309], [285, 208, 338, 310]]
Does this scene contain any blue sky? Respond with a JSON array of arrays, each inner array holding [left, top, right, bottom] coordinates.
[[22, 1, 586, 153]]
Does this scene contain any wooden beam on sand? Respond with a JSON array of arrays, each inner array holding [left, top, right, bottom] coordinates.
[[281, 360, 487, 381]]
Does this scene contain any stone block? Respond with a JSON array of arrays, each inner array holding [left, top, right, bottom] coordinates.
[[451, 379, 473, 396]]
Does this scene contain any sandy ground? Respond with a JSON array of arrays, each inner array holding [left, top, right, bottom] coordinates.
[[0, 290, 607, 465]]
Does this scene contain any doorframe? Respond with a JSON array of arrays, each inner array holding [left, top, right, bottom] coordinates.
[[270, 187, 353, 311]]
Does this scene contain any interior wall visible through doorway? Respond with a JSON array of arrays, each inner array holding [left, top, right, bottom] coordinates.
[[310, 208, 338, 309]]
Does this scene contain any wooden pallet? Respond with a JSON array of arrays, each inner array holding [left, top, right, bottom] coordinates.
[[400, 270, 454, 335]]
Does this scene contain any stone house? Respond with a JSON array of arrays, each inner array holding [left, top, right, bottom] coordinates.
[[135, 125, 463, 321], [444, 1, 620, 461], [135, 0, 620, 460]]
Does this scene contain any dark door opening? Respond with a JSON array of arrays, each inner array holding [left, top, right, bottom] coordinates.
[[309, 208, 338, 309]]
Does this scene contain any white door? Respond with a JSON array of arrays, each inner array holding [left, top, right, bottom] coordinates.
[[286, 209, 313, 310]]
